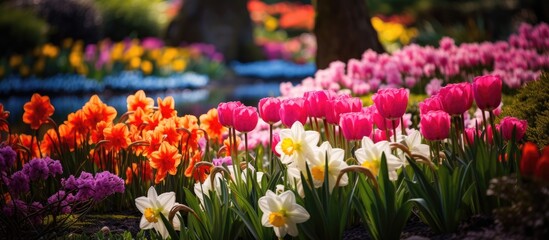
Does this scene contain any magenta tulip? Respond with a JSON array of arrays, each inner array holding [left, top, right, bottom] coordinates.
[[258, 97, 281, 124], [418, 95, 443, 115], [339, 112, 373, 141], [304, 90, 334, 118], [279, 97, 308, 128], [365, 105, 399, 131], [233, 106, 259, 133], [217, 101, 243, 127], [272, 133, 281, 157], [325, 95, 362, 124], [438, 83, 473, 116], [420, 110, 451, 141], [371, 129, 390, 143], [472, 75, 502, 111], [500, 116, 528, 141], [372, 88, 409, 119]]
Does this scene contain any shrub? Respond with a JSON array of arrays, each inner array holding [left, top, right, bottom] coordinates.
[[96, 0, 167, 41], [0, 5, 47, 55], [502, 73, 549, 148]]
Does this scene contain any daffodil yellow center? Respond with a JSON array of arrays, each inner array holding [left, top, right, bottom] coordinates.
[[144, 208, 159, 223], [361, 159, 380, 177], [311, 165, 325, 181], [268, 211, 286, 227], [281, 138, 301, 155]]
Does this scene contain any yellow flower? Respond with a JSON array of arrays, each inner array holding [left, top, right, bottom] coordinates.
[[62, 38, 73, 49], [172, 59, 186, 72], [129, 57, 141, 70], [141, 60, 153, 75], [9, 55, 23, 68], [111, 43, 125, 61], [42, 44, 59, 58], [264, 16, 278, 32], [76, 64, 88, 75], [69, 52, 82, 67]]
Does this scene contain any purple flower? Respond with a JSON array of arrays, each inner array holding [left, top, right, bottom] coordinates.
[[0, 145, 16, 172], [75, 172, 95, 200], [213, 156, 232, 166], [9, 171, 30, 195], [48, 190, 71, 214], [61, 175, 78, 190], [43, 157, 63, 176], [2, 199, 28, 217], [23, 158, 50, 181], [92, 171, 124, 201]]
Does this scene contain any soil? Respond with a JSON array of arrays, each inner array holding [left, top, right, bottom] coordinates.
[[72, 211, 529, 239]]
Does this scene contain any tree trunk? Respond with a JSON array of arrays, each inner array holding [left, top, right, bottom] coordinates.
[[165, 0, 263, 62], [314, 0, 384, 69]]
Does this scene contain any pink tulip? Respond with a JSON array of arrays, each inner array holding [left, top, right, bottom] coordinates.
[[438, 83, 473, 116], [500, 116, 528, 141], [372, 88, 409, 119], [325, 95, 362, 124], [365, 105, 399, 131], [279, 98, 307, 128], [420, 110, 451, 141], [304, 90, 334, 118], [233, 106, 259, 133], [339, 112, 373, 141], [371, 129, 390, 143], [217, 101, 243, 128], [272, 133, 281, 157], [258, 97, 281, 124], [464, 128, 478, 145], [472, 75, 502, 111], [419, 95, 443, 115]]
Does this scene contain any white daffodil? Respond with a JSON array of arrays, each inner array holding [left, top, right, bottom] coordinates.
[[276, 121, 320, 171], [399, 129, 430, 164], [259, 190, 310, 238], [135, 186, 180, 239], [307, 141, 349, 193], [355, 137, 403, 181]]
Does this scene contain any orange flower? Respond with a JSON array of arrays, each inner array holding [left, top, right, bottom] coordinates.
[[156, 118, 181, 146], [18, 134, 40, 160], [158, 96, 177, 119], [199, 108, 227, 144], [184, 151, 209, 183], [103, 123, 131, 151], [127, 90, 154, 113], [143, 111, 162, 131], [82, 95, 117, 127], [222, 136, 241, 157], [126, 162, 154, 185], [127, 107, 147, 128], [90, 121, 112, 144], [176, 115, 202, 153], [40, 128, 59, 156], [139, 130, 164, 157], [58, 123, 77, 151], [23, 93, 55, 130], [0, 103, 9, 132], [149, 142, 182, 184]]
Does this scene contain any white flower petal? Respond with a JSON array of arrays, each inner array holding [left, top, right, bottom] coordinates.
[[274, 226, 287, 238], [157, 192, 176, 210], [286, 222, 299, 237], [140, 216, 153, 229], [135, 197, 150, 213]]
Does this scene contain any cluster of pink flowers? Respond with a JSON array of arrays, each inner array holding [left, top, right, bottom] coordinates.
[[418, 74, 528, 143], [281, 23, 549, 97]]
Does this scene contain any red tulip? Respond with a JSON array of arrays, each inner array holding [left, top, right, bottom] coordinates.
[[372, 88, 409, 119], [534, 146, 549, 181], [472, 75, 502, 111], [438, 83, 473, 116], [304, 90, 334, 118], [279, 97, 307, 128], [233, 106, 259, 133], [420, 110, 451, 141], [258, 97, 281, 124], [520, 142, 540, 177], [339, 112, 372, 141], [500, 116, 528, 141], [217, 101, 243, 128]]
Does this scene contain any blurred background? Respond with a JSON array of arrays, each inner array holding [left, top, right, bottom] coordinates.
[[0, 0, 548, 126]]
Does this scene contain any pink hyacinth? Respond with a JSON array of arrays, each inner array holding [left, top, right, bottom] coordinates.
[[258, 97, 281, 124], [233, 106, 259, 133], [339, 112, 372, 141], [217, 101, 243, 128], [372, 88, 409, 120], [420, 110, 451, 141], [279, 98, 308, 128], [438, 83, 473, 116], [500, 116, 528, 141], [472, 75, 502, 111]]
